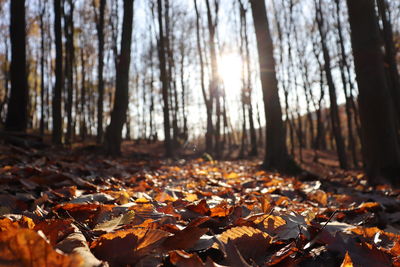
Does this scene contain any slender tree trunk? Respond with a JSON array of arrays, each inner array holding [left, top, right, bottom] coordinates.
[[315, 0, 348, 169], [6, 0, 28, 132], [0, 40, 9, 121], [52, 0, 64, 145], [250, 0, 296, 172], [149, 33, 155, 142], [335, 0, 358, 167], [157, 0, 172, 157], [39, 3, 46, 135], [80, 47, 87, 141], [105, 0, 134, 155], [205, 0, 220, 158], [239, 95, 247, 158], [346, 0, 400, 184], [312, 39, 327, 153], [95, 0, 106, 143], [239, 1, 257, 156], [272, 0, 295, 158], [194, 0, 214, 154], [292, 16, 315, 151], [255, 102, 263, 146], [179, 41, 188, 140], [63, 0, 74, 144], [377, 0, 400, 124]]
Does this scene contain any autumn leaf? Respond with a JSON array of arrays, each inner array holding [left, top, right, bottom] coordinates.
[[169, 250, 209, 267], [0, 228, 81, 267], [93, 211, 136, 233], [162, 225, 209, 251], [215, 226, 271, 265], [274, 212, 310, 240], [341, 251, 354, 267], [90, 228, 171, 266], [34, 218, 75, 246]]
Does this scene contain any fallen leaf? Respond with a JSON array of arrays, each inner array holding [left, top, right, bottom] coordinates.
[[0, 228, 81, 267], [90, 228, 171, 266], [341, 251, 353, 267]]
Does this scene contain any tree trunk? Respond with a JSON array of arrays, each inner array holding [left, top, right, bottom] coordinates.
[[335, 0, 358, 167], [205, 0, 220, 158], [179, 40, 188, 141], [194, 0, 214, 154], [239, 1, 257, 156], [80, 47, 87, 141], [5, 0, 28, 132], [249, 0, 296, 172], [0, 40, 9, 122], [52, 0, 63, 145], [95, 0, 106, 143], [315, 0, 348, 169], [157, 0, 172, 157], [346, 0, 400, 184], [63, 0, 74, 145], [105, 0, 134, 156], [376, 0, 400, 124], [39, 2, 46, 136]]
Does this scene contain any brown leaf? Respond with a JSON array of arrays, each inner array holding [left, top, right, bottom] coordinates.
[[327, 233, 392, 267], [274, 212, 309, 240], [54, 203, 114, 226], [162, 226, 209, 251], [90, 228, 171, 266], [34, 219, 75, 246], [169, 250, 206, 267], [266, 241, 299, 266], [0, 228, 81, 267], [216, 226, 271, 265], [186, 199, 211, 216]]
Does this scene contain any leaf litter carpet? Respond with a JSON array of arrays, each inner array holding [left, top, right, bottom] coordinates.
[[1, 144, 400, 266]]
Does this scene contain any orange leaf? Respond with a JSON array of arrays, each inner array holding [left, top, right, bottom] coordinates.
[[216, 226, 271, 265], [34, 219, 75, 246], [0, 217, 35, 232], [0, 228, 81, 267], [217, 226, 270, 245], [341, 251, 354, 267], [91, 228, 171, 266]]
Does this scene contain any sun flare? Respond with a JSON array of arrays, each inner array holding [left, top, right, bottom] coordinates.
[[218, 53, 243, 93]]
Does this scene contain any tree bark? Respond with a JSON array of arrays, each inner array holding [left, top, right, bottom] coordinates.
[[157, 0, 172, 157], [94, 0, 106, 143], [346, 0, 400, 184], [105, 0, 134, 156], [205, 0, 221, 158], [80, 46, 87, 141], [39, 2, 46, 136], [335, 0, 358, 167], [239, 0, 257, 156], [6, 0, 28, 132], [64, 0, 74, 145], [249, 0, 295, 172], [376, 0, 400, 124], [315, 0, 348, 169], [194, 0, 214, 154], [52, 0, 63, 145]]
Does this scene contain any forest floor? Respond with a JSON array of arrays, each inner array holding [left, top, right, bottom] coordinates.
[[0, 141, 400, 267]]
